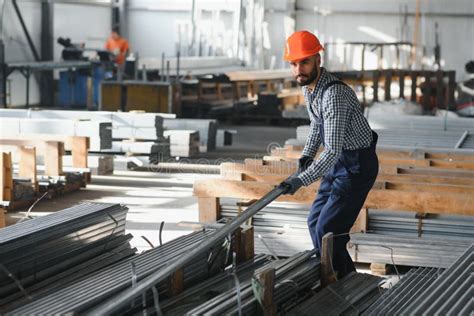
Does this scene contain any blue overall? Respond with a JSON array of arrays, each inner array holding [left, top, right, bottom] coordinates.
[[307, 83, 379, 278]]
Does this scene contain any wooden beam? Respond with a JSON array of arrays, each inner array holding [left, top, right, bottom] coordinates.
[[0, 208, 5, 228], [18, 146, 37, 192], [351, 208, 368, 233], [321, 232, 337, 285], [235, 226, 254, 263], [222, 162, 474, 186], [254, 267, 277, 316], [0, 153, 13, 202], [168, 269, 184, 297], [44, 141, 64, 177], [193, 179, 474, 215], [198, 197, 220, 223]]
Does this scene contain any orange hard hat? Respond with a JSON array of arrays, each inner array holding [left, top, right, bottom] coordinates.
[[284, 30, 324, 62]]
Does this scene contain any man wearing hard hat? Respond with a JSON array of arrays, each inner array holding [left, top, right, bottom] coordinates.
[[280, 31, 379, 278]]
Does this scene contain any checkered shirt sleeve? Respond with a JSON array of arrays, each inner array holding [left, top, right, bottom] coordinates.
[[297, 85, 351, 186], [301, 120, 321, 158]]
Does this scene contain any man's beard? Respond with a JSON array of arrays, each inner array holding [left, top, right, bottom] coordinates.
[[296, 67, 319, 86]]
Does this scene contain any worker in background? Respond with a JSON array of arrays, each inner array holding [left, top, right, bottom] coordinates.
[[105, 27, 129, 71], [279, 31, 379, 278]]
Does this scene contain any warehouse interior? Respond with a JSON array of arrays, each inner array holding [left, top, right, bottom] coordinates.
[[0, 0, 473, 314]]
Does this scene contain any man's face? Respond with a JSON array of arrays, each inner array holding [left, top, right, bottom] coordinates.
[[290, 54, 320, 86], [111, 31, 120, 40]]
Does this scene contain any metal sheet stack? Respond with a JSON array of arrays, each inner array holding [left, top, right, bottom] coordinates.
[[184, 250, 320, 315], [163, 130, 200, 157], [159, 254, 273, 315], [287, 272, 384, 315], [163, 118, 218, 152], [0, 203, 135, 313], [5, 230, 228, 315], [220, 200, 312, 257], [0, 117, 112, 151], [401, 244, 474, 315], [363, 267, 443, 315], [292, 113, 474, 149], [220, 199, 474, 268], [364, 244, 473, 315]]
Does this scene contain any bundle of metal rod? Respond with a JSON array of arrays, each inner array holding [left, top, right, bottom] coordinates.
[[0, 203, 129, 303], [0, 234, 135, 313], [288, 272, 384, 316], [147, 254, 272, 315], [0, 109, 173, 140], [294, 125, 473, 149], [221, 200, 474, 267], [348, 233, 473, 268], [401, 244, 474, 315], [6, 230, 228, 315], [368, 210, 474, 239], [163, 130, 200, 157], [185, 250, 320, 315], [363, 267, 443, 315], [163, 118, 218, 152], [220, 200, 312, 257]]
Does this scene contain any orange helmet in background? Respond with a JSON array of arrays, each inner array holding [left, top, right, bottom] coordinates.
[[284, 31, 324, 62]]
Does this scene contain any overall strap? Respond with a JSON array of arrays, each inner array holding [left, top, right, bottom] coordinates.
[[317, 80, 348, 146], [320, 80, 348, 101]]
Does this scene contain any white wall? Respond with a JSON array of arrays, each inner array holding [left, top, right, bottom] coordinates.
[[53, 3, 111, 60], [3, 0, 42, 106], [127, 0, 240, 59], [3, 0, 111, 107], [265, 0, 474, 80]]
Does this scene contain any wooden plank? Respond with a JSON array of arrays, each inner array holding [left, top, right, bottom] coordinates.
[[254, 267, 277, 316], [321, 232, 337, 285], [169, 269, 184, 297], [278, 145, 474, 162], [0, 153, 13, 202], [0, 208, 5, 228], [18, 146, 37, 192], [198, 197, 220, 223], [351, 208, 368, 233], [193, 179, 474, 215], [44, 141, 64, 177]]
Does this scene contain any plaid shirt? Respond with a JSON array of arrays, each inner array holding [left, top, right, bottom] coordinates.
[[297, 67, 373, 186]]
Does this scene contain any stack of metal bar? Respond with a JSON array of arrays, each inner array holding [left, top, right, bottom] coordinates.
[[220, 199, 474, 268], [348, 233, 472, 268], [288, 272, 384, 315], [184, 250, 320, 315], [5, 230, 228, 315], [163, 118, 218, 152], [292, 112, 474, 149], [159, 254, 273, 315], [0, 203, 134, 313], [220, 199, 313, 257], [363, 267, 444, 315], [401, 244, 474, 315], [364, 244, 473, 315], [163, 130, 200, 157]]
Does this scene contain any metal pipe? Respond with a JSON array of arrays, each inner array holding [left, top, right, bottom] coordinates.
[[11, 0, 40, 61], [161, 53, 165, 81], [88, 182, 290, 315]]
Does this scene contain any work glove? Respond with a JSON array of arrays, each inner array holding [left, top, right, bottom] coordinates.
[[279, 176, 303, 195], [298, 156, 314, 174]]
